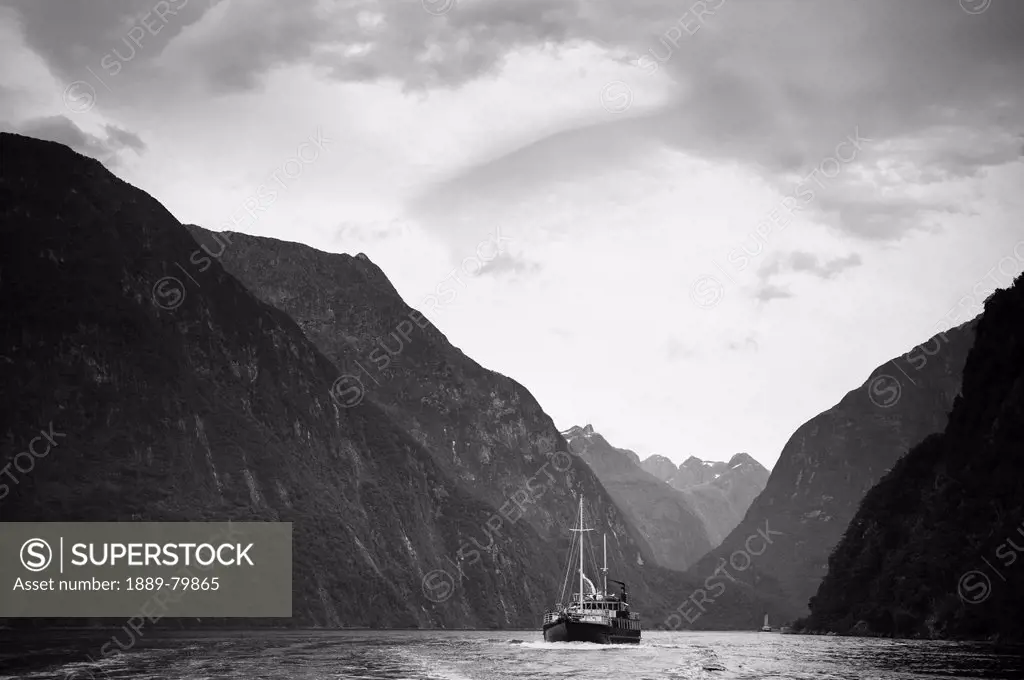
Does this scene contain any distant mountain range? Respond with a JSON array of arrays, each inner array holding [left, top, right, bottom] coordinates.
[[641, 453, 754, 488], [800, 275, 1023, 641], [563, 424, 769, 570], [640, 452, 769, 545], [560, 425, 713, 570], [686, 321, 976, 623]]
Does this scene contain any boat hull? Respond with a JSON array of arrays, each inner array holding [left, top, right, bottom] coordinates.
[[542, 620, 641, 644]]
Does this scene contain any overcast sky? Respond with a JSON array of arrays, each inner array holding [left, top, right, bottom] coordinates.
[[2, 0, 1022, 469]]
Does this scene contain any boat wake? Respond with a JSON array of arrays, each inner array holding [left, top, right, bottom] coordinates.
[[517, 640, 657, 651]]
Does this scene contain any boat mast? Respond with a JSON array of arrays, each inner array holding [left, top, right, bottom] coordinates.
[[570, 495, 593, 607], [602, 533, 608, 597], [578, 497, 584, 605]]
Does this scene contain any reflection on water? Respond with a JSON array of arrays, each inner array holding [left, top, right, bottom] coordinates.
[[2, 630, 1023, 680]]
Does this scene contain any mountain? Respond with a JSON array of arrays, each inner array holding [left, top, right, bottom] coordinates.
[[641, 452, 770, 545], [0, 132, 567, 628], [179, 218, 782, 627], [1, 132, 784, 631], [561, 425, 713, 570], [800, 275, 1024, 640], [686, 320, 976, 621], [181, 225, 659, 574], [640, 454, 680, 482], [643, 455, 726, 487]]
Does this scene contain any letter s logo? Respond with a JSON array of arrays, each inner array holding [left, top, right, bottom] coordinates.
[[20, 538, 53, 572]]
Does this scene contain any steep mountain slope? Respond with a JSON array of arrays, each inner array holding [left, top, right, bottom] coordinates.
[[641, 452, 770, 545], [678, 455, 769, 546], [183, 221, 786, 627], [562, 425, 713, 570], [0, 132, 569, 628], [0, 132, 786, 630], [801, 275, 1024, 640], [182, 224, 670, 593], [686, 321, 976, 619]]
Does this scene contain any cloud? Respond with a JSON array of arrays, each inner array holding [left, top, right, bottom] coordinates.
[[755, 251, 862, 301], [787, 251, 862, 280], [103, 123, 146, 152], [1, 0, 218, 87], [754, 283, 792, 303], [0, 82, 23, 111], [42, 0, 586, 97], [793, 126, 1024, 240], [4, 0, 1023, 249], [474, 251, 541, 277], [3, 114, 145, 166], [637, 0, 1024, 170], [748, 250, 861, 303], [911, 128, 1024, 183], [407, 0, 1024, 242]]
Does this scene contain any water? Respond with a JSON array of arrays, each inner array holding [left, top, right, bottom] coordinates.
[[3, 630, 1022, 679]]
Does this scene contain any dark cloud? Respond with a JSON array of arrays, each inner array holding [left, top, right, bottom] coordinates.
[[5, 0, 582, 96], [176, 0, 339, 91], [1, 0, 218, 85], [5, 0, 1023, 245], [639, 0, 1024, 170], [322, 0, 579, 90], [103, 124, 146, 152], [8, 0, 1024, 112], [5, 114, 145, 166], [917, 131, 1024, 183], [408, 0, 1024, 241]]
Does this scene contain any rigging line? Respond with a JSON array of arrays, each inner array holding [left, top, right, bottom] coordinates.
[[583, 502, 602, 593], [558, 523, 577, 604], [561, 522, 577, 602], [558, 533, 569, 603]]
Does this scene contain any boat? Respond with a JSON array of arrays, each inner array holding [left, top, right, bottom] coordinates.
[[542, 497, 641, 644], [761, 613, 771, 632]]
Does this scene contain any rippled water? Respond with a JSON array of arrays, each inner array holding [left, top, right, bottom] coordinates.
[[3, 630, 1023, 679]]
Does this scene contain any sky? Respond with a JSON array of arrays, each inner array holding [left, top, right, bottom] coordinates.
[[1, 0, 1022, 470]]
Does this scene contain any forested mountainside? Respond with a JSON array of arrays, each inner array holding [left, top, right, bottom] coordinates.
[[0, 133, 782, 631], [686, 321, 976, 620], [0, 132, 568, 628], [182, 224, 667, 586], [184, 217, 784, 628], [800, 274, 1024, 641], [182, 220, 786, 628]]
